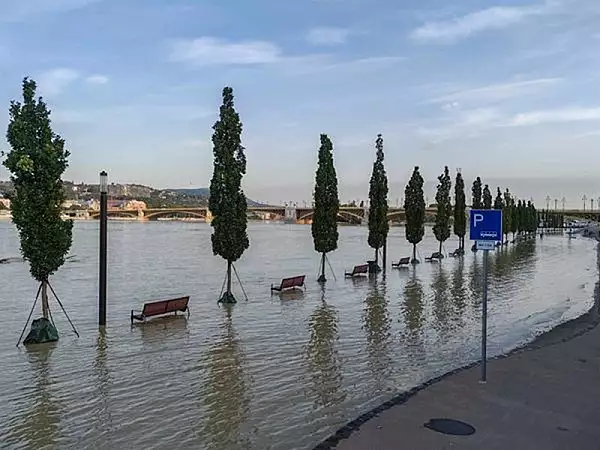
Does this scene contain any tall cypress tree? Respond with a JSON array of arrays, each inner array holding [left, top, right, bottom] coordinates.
[[516, 200, 524, 235], [527, 201, 537, 234], [453, 171, 466, 250], [493, 187, 504, 210], [404, 166, 425, 263], [312, 134, 339, 282], [482, 184, 492, 209], [209, 87, 249, 304], [433, 166, 451, 255], [471, 176, 482, 208], [503, 189, 513, 243], [367, 134, 389, 269], [3, 78, 73, 342]]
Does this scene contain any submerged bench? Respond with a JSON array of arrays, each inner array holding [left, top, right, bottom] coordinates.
[[271, 275, 306, 293], [449, 248, 464, 257], [345, 264, 368, 277], [392, 257, 410, 268], [131, 296, 190, 324], [425, 252, 443, 262]]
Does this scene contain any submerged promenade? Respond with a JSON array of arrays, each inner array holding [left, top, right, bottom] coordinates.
[[319, 258, 600, 450]]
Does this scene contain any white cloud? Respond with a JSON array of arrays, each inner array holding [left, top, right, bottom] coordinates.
[[510, 107, 600, 126], [169, 37, 281, 66], [280, 55, 404, 76], [418, 104, 600, 143], [86, 74, 109, 85], [410, 3, 553, 43], [430, 78, 561, 104], [37, 68, 80, 96], [306, 27, 350, 45]]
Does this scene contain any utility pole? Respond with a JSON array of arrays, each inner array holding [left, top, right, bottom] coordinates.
[[99, 171, 108, 327]]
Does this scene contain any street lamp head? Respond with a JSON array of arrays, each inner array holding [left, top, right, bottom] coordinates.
[[99, 171, 108, 194]]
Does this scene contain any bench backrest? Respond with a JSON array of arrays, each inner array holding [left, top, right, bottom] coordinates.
[[280, 275, 305, 289], [399, 257, 410, 264], [354, 264, 368, 274], [166, 296, 189, 313], [142, 296, 189, 317]]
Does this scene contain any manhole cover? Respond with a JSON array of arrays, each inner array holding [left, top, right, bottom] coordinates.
[[424, 418, 475, 436]]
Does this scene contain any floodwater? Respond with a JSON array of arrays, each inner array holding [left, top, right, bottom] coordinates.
[[0, 221, 597, 450]]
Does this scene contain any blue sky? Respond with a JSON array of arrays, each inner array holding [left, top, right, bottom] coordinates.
[[0, 0, 599, 204]]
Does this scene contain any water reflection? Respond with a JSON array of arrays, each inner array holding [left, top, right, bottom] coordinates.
[[469, 253, 483, 301], [305, 292, 346, 409], [362, 280, 392, 389], [402, 270, 425, 336], [431, 265, 451, 334], [93, 329, 113, 444], [450, 257, 467, 316], [201, 308, 250, 450], [135, 315, 189, 342], [8, 345, 60, 449]]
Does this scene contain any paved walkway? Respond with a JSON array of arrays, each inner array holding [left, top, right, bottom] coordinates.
[[332, 308, 600, 450]]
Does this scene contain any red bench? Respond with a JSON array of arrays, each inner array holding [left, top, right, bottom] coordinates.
[[392, 257, 410, 268], [131, 296, 190, 323], [425, 252, 443, 262], [345, 264, 368, 277], [271, 275, 306, 293]]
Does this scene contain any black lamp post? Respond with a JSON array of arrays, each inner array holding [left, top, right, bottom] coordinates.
[[99, 171, 108, 327]]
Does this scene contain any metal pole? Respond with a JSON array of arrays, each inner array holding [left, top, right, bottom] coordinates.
[[481, 249, 489, 382], [99, 171, 108, 327]]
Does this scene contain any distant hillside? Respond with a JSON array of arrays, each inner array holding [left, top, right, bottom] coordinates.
[[166, 188, 264, 206]]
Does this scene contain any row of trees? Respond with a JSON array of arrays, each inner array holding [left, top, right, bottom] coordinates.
[[4, 81, 541, 317]]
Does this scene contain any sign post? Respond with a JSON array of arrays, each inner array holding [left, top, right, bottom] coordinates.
[[469, 209, 502, 382]]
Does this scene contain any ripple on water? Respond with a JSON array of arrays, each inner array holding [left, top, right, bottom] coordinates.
[[0, 222, 597, 450]]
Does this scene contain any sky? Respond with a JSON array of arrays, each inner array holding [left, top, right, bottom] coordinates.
[[0, 0, 599, 206]]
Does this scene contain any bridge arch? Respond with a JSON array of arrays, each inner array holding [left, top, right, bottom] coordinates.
[[89, 210, 138, 219], [145, 210, 207, 220], [297, 210, 363, 224]]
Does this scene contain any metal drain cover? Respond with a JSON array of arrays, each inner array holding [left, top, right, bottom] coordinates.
[[424, 418, 475, 436]]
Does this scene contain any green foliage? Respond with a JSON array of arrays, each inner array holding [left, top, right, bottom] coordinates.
[[526, 201, 537, 233], [209, 87, 249, 263], [471, 176, 482, 208], [453, 172, 466, 247], [404, 166, 425, 251], [493, 187, 504, 210], [502, 189, 514, 237], [367, 134, 389, 253], [433, 166, 452, 250], [482, 184, 492, 209], [515, 200, 522, 233], [312, 134, 339, 254], [3, 78, 73, 282]]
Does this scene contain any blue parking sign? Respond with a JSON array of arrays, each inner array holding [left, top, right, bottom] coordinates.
[[469, 209, 503, 241]]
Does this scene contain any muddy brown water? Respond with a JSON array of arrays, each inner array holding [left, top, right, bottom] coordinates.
[[0, 221, 596, 449]]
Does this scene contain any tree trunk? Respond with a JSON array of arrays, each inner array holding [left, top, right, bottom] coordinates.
[[226, 260, 232, 295], [412, 244, 417, 261], [374, 248, 379, 265], [41, 280, 49, 319], [438, 240, 442, 255], [382, 241, 387, 274], [318, 252, 327, 283]]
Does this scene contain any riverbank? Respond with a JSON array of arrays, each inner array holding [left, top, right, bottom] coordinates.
[[316, 246, 600, 450]]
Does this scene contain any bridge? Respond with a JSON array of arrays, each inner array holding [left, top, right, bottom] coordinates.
[[65, 206, 600, 224], [68, 205, 440, 224]]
